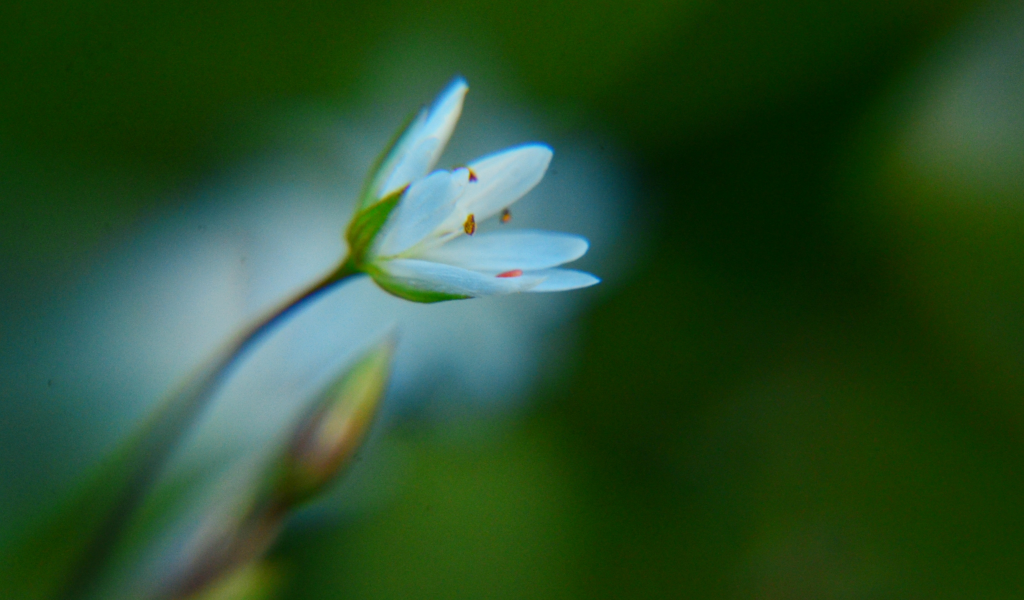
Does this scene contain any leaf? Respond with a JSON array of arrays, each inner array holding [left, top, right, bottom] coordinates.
[[0, 432, 156, 600]]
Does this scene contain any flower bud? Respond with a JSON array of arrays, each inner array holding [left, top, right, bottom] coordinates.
[[186, 562, 281, 600], [157, 337, 395, 599], [275, 336, 395, 506]]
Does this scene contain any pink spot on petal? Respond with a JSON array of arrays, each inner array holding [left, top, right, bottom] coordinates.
[[496, 269, 523, 278]]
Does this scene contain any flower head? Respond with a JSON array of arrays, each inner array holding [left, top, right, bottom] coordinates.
[[346, 77, 599, 302]]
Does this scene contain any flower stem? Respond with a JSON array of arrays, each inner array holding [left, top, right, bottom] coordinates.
[[58, 257, 361, 600]]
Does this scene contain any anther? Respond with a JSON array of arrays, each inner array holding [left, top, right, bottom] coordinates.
[[467, 168, 478, 183], [496, 269, 523, 278], [500, 208, 512, 223], [463, 213, 476, 235]]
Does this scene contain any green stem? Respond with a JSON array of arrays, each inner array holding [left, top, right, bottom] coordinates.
[[59, 257, 361, 600]]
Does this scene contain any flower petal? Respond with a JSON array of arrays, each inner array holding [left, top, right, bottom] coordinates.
[[376, 258, 545, 298], [374, 169, 470, 257], [361, 109, 427, 207], [428, 144, 553, 241], [526, 268, 600, 292], [379, 136, 440, 198], [462, 144, 553, 221], [416, 230, 589, 271], [417, 77, 468, 166], [379, 78, 468, 197]]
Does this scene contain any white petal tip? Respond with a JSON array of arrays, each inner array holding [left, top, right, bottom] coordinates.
[[529, 269, 600, 292], [434, 77, 469, 111], [447, 76, 469, 94], [477, 143, 552, 168], [524, 143, 553, 163], [517, 144, 554, 179]]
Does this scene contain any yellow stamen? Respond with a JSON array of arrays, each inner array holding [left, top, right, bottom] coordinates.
[[463, 213, 476, 235]]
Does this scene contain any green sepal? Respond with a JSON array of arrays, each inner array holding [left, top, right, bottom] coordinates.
[[345, 190, 403, 265], [366, 266, 471, 303], [356, 108, 421, 211]]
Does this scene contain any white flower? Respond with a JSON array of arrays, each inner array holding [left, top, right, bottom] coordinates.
[[347, 77, 599, 302], [0, 68, 637, 571]]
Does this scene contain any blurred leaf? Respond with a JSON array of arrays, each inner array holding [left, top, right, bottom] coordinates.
[[0, 438, 152, 600], [844, 0, 1024, 402]]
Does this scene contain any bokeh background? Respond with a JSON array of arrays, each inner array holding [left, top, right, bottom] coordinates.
[[4, 0, 1024, 597]]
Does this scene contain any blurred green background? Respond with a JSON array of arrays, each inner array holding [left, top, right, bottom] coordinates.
[[5, 0, 1024, 597]]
